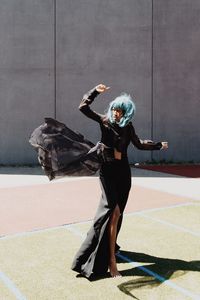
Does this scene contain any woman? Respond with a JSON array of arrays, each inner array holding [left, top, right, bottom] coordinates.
[[71, 84, 168, 278]]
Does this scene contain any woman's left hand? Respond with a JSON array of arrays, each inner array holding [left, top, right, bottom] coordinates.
[[161, 142, 168, 149]]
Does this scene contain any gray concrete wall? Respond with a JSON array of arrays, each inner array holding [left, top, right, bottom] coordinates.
[[0, 0, 199, 164], [56, 0, 153, 164], [0, 0, 55, 164], [152, 0, 200, 163]]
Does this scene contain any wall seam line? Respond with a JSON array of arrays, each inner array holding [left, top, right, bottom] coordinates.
[[151, 0, 154, 161], [54, 0, 57, 119]]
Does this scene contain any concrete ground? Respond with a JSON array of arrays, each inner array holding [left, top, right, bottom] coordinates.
[[0, 166, 199, 299]]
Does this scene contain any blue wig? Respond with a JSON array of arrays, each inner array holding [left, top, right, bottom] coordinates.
[[106, 93, 136, 127]]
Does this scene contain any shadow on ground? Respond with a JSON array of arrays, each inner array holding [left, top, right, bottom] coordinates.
[[116, 250, 200, 299], [77, 250, 200, 290]]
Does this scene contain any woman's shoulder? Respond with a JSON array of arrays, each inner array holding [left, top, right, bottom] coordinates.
[[126, 121, 136, 134], [127, 121, 134, 128]]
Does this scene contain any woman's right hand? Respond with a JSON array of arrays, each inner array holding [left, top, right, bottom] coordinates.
[[96, 84, 110, 93], [161, 142, 168, 149]]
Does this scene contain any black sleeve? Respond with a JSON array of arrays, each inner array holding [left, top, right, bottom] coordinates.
[[79, 87, 103, 123], [130, 123, 162, 150]]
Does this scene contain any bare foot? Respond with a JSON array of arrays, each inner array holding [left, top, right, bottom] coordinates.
[[109, 260, 122, 278]]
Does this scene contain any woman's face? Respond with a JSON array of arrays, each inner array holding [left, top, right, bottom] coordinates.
[[112, 108, 123, 123]]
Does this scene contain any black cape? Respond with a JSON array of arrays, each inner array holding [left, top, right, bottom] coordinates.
[[29, 118, 100, 180]]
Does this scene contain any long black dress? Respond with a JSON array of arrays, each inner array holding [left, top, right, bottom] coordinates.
[[71, 88, 162, 278]]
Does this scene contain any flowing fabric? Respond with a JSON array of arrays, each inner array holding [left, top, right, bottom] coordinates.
[[29, 117, 100, 180]]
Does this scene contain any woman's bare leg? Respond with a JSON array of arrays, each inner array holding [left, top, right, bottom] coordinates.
[[108, 205, 122, 277]]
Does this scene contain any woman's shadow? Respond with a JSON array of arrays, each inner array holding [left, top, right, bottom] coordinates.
[[116, 250, 200, 299]]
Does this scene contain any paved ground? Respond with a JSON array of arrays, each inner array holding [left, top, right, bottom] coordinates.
[[0, 166, 199, 299]]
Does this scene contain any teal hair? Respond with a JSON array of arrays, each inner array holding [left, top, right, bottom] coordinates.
[[106, 93, 136, 127]]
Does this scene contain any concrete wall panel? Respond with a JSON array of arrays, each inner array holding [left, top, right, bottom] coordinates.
[[0, 0, 54, 164], [56, 0, 153, 163], [152, 0, 200, 162]]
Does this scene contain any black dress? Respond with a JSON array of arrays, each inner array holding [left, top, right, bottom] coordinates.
[[71, 88, 162, 278]]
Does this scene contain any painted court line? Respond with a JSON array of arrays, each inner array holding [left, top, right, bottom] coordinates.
[[67, 225, 200, 300], [116, 253, 200, 300], [0, 202, 194, 241], [0, 221, 92, 241], [0, 271, 27, 300], [137, 213, 200, 237], [68, 202, 200, 239], [67, 226, 86, 239], [126, 202, 192, 215], [0, 226, 62, 241]]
